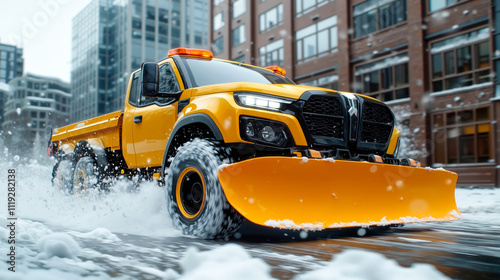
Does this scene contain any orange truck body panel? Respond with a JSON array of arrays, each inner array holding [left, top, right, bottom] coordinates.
[[51, 111, 123, 151]]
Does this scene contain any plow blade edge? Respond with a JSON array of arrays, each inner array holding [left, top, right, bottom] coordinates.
[[218, 157, 461, 230]]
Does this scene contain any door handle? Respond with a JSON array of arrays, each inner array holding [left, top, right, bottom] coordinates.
[[134, 115, 143, 124]]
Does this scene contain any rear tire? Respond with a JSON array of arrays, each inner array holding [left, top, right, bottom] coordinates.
[[52, 160, 74, 194], [73, 156, 100, 195], [165, 139, 243, 239]]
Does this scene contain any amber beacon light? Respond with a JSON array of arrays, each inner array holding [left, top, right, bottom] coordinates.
[[167, 48, 214, 59], [265, 65, 287, 76]]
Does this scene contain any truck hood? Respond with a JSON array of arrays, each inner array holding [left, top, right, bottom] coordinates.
[[190, 82, 340, 100]]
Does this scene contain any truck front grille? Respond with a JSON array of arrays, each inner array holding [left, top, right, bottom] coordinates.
[[360, 102, 394, 145], [297, 91, 395, 154], [302, 96, 344, 139]]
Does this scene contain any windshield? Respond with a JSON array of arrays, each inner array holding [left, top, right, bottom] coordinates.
[[180, 57, 295, 87]]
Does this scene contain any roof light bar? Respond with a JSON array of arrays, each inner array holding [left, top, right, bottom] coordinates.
[[265, 66, 286, 76], [167, 48, 213, 59]]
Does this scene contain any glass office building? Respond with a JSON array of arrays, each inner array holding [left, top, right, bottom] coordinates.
[[0, 43, 23, 84], [71, 0, 209, 122]]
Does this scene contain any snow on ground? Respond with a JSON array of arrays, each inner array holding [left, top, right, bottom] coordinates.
[[455, 187, 500, 225], [1, 160, 177, 237], [295, 249, 450, 280], [0, 159, 499, 279]]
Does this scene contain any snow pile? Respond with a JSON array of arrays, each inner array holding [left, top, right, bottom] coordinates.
[[295, 249, 450, 280], [167, 244, 275, 280], [0, 217, 116, 280], [75, 228, 121, 242], [37, 233, 81, 259]]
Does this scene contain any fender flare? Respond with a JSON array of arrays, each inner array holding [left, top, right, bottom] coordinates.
[[161, 113, 223, 175], [74, 139, 110, 177], [58, 143, 76, 156]]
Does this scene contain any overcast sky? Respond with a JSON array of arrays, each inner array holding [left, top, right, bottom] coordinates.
[[0, 0, 93, 83]]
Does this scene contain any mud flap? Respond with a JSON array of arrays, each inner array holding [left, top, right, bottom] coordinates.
[[218, 157, 461, 230]]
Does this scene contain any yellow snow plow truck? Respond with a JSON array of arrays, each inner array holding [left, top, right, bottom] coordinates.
[[48, 48, 461, 238]]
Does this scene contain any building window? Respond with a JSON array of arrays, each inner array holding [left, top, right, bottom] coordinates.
[[354, 52, 409, 102], [300, 74, 338, 90], [213, 36, 224, 55], [259, 4, 283, 33], [429, 0, 465, 12], [213, 0, 224, 6], [296, 16, 338, 64], [295, 0, 333, 17], [432, 107, 493, 164], [213, 12, 224, 31], [259, 39, 284, 67], [232, 0, 246, 18], [430, 27, 490, 92], [353, 0, 407, 38], [232, 25, 246, 46]]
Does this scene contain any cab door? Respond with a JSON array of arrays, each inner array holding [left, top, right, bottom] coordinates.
[[131, 61, 183, 169]]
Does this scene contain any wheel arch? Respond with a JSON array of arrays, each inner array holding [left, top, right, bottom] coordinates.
[[73, 139, 110, 176], [161, 113, 224, 175]]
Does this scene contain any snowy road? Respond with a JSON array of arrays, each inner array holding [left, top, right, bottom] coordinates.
[[1, 161, 499, 279]]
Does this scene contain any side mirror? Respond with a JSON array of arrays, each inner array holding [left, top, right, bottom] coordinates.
[[141, 62, 159, 97]]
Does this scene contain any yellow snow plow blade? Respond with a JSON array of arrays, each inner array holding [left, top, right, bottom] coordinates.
[[218, 157, 461, 230]]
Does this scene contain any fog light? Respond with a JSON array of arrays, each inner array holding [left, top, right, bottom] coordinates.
[[239, 116, 293, 147], [246, 122, 255, 137], [261, 126, 276, 141]]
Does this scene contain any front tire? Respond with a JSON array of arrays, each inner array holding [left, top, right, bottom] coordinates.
[[165, 139, 243, 239]]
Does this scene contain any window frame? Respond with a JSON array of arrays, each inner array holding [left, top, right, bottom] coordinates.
[[128, 63, 181, 108], [431, 106, 494, 165], [299, 73, 339, 90], [353, 52, 410, 102], [213, 11, 224, 31], [259, 4, 283, 33], [232, 0, 246, 19], [429, 27, 491, 93], [213, 36, 224, 55], [428, 0, 466, 13], [295, 15, 338, 64], [295, 0, 334, 18], [352, 0, 407, 39], [259, 39, 284, 67], [232, 24, 246, 47]]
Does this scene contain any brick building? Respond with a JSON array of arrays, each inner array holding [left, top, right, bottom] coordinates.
[[211, 0, 499, 186]]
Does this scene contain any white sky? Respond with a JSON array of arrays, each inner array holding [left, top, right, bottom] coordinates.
[[0, 0, 93, 83]]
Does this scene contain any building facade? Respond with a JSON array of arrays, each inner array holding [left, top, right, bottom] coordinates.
[[2, 74, 71, 154], [71, 0, 209, 122], [0, 82, 10, 126], [0, 43, 23, 84], [211, 0, 499, 186]]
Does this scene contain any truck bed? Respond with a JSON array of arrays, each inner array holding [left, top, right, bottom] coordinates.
[[51, 111, 123, 151]]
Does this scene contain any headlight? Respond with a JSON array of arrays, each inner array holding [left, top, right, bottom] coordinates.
[[234, 92, 294, 111], [240, 116, 293, 147]]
